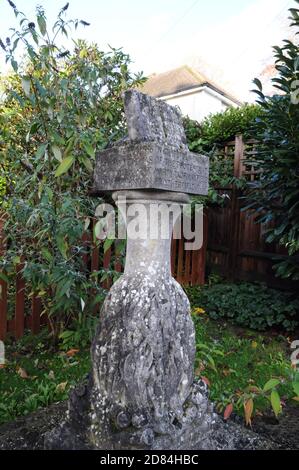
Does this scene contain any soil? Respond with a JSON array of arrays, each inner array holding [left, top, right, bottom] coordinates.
[[0, 400, 298, 450]]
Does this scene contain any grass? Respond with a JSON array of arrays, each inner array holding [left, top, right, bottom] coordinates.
[[0, 309, 298, 426], [193, 311, 299, 419], [0, 330, 91, 425]]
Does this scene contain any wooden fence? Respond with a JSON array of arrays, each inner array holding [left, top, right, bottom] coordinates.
[[1, 134, 297, 341], [207, 135, 296, 289], [0, 219, 208, 341]]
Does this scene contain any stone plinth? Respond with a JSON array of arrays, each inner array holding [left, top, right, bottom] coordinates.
[[93, 141, 208, 195], [93, 90, 209, 196]]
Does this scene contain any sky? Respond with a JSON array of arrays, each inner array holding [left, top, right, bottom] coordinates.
[[0, 0, 296, 101]]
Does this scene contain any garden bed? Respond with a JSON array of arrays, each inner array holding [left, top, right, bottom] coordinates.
[[1, 281, 298, 449]]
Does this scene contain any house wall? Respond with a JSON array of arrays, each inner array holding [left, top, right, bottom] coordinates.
[[162, 88, 236, 122]]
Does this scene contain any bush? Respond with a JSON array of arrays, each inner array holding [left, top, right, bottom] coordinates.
[[183, 104, 262, 153], [186, 282, 299, 331], [244, 2, 299, 280], [0, 2, 144, 338], [183, 105, 262, 208]]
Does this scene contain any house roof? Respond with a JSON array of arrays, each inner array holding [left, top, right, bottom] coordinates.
[[139, 66, 242, 105]]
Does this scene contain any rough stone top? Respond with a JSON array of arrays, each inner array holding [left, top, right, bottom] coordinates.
[[124, 89, 188, 151], [93, 90, 209, 196]]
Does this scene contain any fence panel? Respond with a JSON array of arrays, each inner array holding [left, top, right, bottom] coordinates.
[[0, 219, 207, 341], [207, 135, 296, 289]]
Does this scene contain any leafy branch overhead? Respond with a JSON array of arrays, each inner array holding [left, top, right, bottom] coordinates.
[[0, 1, 145, 336]]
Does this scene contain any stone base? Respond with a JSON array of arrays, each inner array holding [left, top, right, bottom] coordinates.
[[44, 378, 276, 450], [44, 271, 277, 451]]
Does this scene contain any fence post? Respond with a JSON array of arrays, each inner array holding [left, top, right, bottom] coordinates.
[[0, 278, 7, 341], [227, 135, 244, 280], [15, 263, 25, 339], [31, 295, 41, 334], [234, 134, 245, 178]]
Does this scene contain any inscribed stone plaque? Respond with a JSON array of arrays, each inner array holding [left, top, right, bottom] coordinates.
[[93, 90, 209, 195]]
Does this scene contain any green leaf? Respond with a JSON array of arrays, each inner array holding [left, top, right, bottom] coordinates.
[[83, 143, 95, 159], [11, 59, 18, 72], [55, 156, 74, 177], [196, 343, 210, 350], [52, 145, 62, 162], [292, 381, 299, 396], [56, 235, 68, 259], [270, 390, 281, 417], [253, 77, 263, 92], [0, 272, 9, 283], [37, 14, 47, 36], [263, 378, 280, 392], [35, 144, 47, 161], [103, 238, 114, 253], [41, 248, 52, 262], [82, 157, 93, 172]]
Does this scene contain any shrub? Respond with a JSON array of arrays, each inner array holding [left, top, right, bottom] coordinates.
[[183, 104, 262, 153], [0, 2, 144, 337], [187, 282, 299, 331], [183, 105, 262, 208], [244, 2, 299, 280]]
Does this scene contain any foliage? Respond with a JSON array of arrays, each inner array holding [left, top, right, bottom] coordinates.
[[0, 2, 144, 336], [1, 316, 297, 426], [59, 312, 98, 350], [244, 2, 299, 280], [186, 282, 299, 331], [184, 105, 261, 208], [0, 330, 90, 425], [192, 313, 299, 423], [184, 104, 262, 153], [0, 161, 9, 207]]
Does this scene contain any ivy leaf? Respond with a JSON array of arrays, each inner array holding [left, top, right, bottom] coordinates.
[[55, 155, 74, 177], [270, 390, 282, 417]]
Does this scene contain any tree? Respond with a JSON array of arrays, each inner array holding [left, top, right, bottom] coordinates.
[[0, 1, 144, 336], [244, 1, 299, 280]]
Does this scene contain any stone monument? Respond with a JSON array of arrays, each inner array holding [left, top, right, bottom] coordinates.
[[45, 91, 274, 450]]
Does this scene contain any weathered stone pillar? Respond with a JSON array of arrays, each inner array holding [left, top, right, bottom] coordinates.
[[45, 90, 274, 450], [88, 190, 215, 449]]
